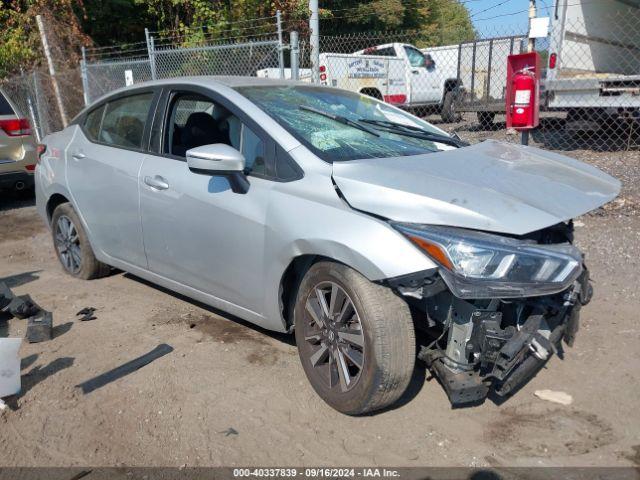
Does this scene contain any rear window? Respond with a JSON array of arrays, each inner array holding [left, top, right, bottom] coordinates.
[[0, 92, 15, 115]]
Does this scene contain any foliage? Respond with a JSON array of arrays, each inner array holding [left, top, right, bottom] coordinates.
[[320, 0, 475, 45], [0, 0, 89, 76], [0, 0, 476, 77]]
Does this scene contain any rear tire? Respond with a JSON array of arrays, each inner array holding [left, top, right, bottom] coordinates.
[[51, 203, 111, 280], [441, 90, 459, 123], [294, 261, 415, 415]]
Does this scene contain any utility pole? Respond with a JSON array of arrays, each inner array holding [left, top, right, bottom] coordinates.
[[522, 0, 536, 146], [527, 0, 536, 53], [36, 14, 68, 128], [309, 0, 320, 83], [276, 10, 285, 79]]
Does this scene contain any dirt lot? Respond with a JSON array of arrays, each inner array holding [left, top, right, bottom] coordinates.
[[0, 139, 639, 467]]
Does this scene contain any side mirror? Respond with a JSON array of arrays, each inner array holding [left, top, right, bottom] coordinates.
[[186, 144, 249, 194]]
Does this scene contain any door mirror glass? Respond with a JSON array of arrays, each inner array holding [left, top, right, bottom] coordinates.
[[186, 143, 246, 173]]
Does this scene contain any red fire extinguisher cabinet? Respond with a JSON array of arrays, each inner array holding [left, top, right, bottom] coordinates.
[[505, 52, 541, 130]]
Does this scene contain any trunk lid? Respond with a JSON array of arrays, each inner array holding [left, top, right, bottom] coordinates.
[[332, 140, 620, 235]]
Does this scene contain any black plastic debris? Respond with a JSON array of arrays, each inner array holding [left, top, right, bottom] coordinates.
[[8, 295, 42, 319], [76, 307, 97, 322], [76, 344, 174, 394], [26, 311, 53, 343], [0, 281, 53, 343], [0, 282, 13, 310]]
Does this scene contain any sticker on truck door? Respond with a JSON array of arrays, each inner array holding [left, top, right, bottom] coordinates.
[[348, 59, 386, 78]]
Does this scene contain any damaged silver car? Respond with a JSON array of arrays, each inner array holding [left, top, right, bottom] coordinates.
[[35, 77, 620, 414]]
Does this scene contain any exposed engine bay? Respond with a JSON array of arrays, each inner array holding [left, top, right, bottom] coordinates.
[[388, 221, 593, 406]]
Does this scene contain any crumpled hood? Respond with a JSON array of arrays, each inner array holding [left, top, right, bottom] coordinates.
[[332, 140, 620, 235]]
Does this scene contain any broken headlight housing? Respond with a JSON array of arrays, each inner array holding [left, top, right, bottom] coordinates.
[[392, 223, 582, 299]]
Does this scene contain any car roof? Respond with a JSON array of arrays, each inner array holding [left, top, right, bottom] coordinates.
[[75, 75, 322, 119], [114, 75, 315, 94]]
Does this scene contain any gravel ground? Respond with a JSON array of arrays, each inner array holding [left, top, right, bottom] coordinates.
[[0, 135, 639, 468]]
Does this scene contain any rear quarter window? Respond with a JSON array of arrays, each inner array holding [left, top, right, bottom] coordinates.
[[84, 105, 105, 141]]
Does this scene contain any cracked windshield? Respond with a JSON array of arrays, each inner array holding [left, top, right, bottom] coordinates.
[[236, 86, 450, 162]]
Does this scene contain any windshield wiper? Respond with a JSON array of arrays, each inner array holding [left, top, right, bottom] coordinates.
[[358, 118, 469, 148], [299, 105, 380, 137]]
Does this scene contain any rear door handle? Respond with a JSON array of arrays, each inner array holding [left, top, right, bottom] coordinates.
[[144, 175, 169, 191]]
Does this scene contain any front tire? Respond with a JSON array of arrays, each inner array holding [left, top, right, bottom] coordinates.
[[294, 261, 415, 415], [51, 203, 110, 279]]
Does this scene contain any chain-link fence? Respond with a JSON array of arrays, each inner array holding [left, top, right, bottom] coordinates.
[[312, 10, 638, 152], [0, 67, 84, 141], [1, 2, 638, 153], [82, 36, 282, 104]]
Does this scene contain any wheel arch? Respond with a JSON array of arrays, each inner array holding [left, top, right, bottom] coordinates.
[[442, 78, 462, 101], [276, 241, 393, 331], [359, 88, 383, 100], [46, 193, 71, 224]]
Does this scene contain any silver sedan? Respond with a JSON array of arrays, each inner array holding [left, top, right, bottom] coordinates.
[[35, 77, 619, 414]]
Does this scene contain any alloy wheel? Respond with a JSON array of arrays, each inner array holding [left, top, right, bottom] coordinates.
[[54, 215, 82, 274], [302, 281, 365, 392]]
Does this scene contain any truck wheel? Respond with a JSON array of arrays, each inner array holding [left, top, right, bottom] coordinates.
[[294, 261, 415, 415], [477, 111, 496, 128], [51, 203, 111, 280], [441, 91, 460, 123]]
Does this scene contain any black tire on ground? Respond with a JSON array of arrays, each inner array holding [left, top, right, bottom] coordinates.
[[51, 202, 111, 280], [440, 90, 459, 123], [294, 261, 415, 415], [477, 112, 496, 128], [477, 111, 496, 128]]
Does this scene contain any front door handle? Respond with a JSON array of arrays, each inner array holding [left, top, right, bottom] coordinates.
[[144, 175, 169, 191], [72, 152, 85, 160]]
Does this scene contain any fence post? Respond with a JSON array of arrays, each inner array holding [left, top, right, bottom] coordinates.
[[276, 10, 285, 79], [36, 14, 68, 128], [145, 28, 157, 80], [32, 71, 49, 137], [309, 0, 320, 83], [80, 46, 90, 106], [290, 31, 299, 80], [20, 70, 41, 142]]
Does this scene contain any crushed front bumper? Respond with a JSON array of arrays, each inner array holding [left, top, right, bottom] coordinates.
[[418, 269, 592, 407]]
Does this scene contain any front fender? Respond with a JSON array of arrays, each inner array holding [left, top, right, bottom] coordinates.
[[261, 190, 437, 330]]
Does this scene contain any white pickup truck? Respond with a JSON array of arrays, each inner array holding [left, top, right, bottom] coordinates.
[[258, 43, 463, 122]]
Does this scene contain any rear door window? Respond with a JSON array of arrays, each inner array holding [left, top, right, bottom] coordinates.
[[0, 92, 15, 115], [99, 93, 153, 149]]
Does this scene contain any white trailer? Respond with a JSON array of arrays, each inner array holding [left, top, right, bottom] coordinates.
[[422, 36, 526, 126], [546, 0, 640, 127]]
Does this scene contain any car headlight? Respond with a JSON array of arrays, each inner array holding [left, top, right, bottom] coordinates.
[[392, 223, 583, 299]]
